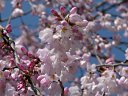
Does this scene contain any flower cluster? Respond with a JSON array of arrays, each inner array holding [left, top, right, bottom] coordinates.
[[0, 0, 128, 96]]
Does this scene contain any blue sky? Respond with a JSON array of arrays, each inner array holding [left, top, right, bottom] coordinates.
[[1, 0, 127, 63], [1, 1, 127, 62], [1, 0, 128, 92], [1, 1, 39, 37]]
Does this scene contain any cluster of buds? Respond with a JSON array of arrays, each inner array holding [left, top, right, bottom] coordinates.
[[0, 24, 41, 95], [0, 24, 13, 56], [50, 6, 88, 41], [17, 74, 27, 93], [13, 46, 41, 94], [51, 6, 67, 21], [18, 46, 41, 76], [51, 6, 88, 26]]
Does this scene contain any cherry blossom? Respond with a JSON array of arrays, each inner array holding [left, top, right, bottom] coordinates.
[[0, 0, 128, 96], [12, 8, 24, 17]]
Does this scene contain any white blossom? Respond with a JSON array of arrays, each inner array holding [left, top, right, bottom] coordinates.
[[12, 8, 24, 17], [39, 28, 53, 43]]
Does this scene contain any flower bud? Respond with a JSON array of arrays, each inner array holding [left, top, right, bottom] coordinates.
[[27, 52, 34, 58], [69, 13, 82, 24], [51, 9, 59, 17], [64, 87, 69, 95], [70, 7, 77, 14], [55, 17, 62, 21], [60, 6, 66, 15], [37, 75, 44, 82], [105, 57, 114, 64], [6, 24, 12, 33], [21, 46, 28, 54]]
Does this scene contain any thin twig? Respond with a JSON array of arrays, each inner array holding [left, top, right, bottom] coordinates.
[[25, 75, 41, 96], [58, 80, 64, 96], [95, 1, 107, 11], [94, 0, 128, 19], [96, 62, 128, 68], [7, 10, 13, 25], [0, 10, 31, 23]]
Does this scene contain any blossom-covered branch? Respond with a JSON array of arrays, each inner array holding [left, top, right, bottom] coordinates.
[[0, 0, 128, 96]]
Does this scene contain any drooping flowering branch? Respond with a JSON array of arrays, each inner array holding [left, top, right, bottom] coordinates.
[[0, 0, 128, 96], [0, 25, 42, 95]]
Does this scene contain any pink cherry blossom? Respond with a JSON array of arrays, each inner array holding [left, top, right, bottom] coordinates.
[[0, 0, 128, 96]]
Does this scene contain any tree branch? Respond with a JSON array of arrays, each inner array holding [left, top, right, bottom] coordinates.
[[94, 0, 128, 19], [58, 80, 64, 96], [96, 62, 128, 68], [0, 10, 32, 23]]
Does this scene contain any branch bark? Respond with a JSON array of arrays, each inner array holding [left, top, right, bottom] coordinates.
[[0, 10, 31, 23], [58, 80, 64, 96]]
